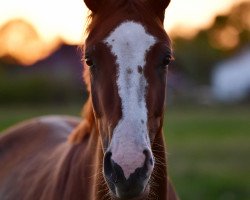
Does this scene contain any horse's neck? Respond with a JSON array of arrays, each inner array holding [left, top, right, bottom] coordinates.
[[92, 142, 110, 200], [83, 127, 108, 200], [43, 125, 101, 200], [66, 97, 108, 199], [70, 127, 102, 200], [68, 126, 107, 200], [151, 130, 179, 200], [151, 130, 169, 199]]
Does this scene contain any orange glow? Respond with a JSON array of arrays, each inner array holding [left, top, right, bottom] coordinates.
[[1, 0, 249, 43], [165, 0, 250, 38], [0, 0, 249, 64], [0, 0, 87, 44], [209, 26, 240, 50], [0, 20, 60, 65]]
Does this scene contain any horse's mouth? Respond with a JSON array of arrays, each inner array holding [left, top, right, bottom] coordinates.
[[108, 182, 150, 200]]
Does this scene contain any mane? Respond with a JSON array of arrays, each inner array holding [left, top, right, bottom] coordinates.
[[69, 0, 169, 143], [68, 64, 94, 143]]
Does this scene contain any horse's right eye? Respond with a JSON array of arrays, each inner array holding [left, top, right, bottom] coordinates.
[[85, 56, 95, 68]]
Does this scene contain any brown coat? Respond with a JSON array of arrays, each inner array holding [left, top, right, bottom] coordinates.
[[0, 114, 178, 200]]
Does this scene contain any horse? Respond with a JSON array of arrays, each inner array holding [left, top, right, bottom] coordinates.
[[0, 0, 179, 199]]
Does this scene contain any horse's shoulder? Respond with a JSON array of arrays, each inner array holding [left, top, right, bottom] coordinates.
[[0, 116, 85, 200], [0, 116, 81, 153]]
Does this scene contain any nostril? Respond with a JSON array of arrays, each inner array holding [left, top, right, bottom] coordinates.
[[143, 149, 154, 166], [104, 151, 126, 184], [149, 158, 153, 166], [104, 151, 113, 176]]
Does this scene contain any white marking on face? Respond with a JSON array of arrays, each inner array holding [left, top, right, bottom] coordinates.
[[104, 21, 156, 179]]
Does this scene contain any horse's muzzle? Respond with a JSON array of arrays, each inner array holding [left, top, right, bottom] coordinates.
[[104, 150, 153, 199]]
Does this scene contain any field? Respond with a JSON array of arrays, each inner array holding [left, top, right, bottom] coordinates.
[[0, 104, 249, 200], [164, 105, 250, 200]]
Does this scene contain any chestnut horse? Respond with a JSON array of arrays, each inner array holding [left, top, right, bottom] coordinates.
[[0, 0, 178, 199]]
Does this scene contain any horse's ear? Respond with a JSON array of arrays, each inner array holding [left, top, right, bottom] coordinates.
[[147, 0, 171, 22], [84, 0, 101, 13]]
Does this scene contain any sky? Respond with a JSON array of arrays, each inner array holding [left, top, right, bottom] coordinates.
[[0, 0, 249, 44], [0, 0, 249, 65]]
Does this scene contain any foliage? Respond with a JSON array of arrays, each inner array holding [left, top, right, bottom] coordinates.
[[172, 1, 250, 84], [0, 71, 87, 105]]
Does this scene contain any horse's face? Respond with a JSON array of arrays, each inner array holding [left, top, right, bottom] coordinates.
[[84, 0, 172, 199]]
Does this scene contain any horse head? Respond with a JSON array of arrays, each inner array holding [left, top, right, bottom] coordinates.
[[83, 0, 172, 198]]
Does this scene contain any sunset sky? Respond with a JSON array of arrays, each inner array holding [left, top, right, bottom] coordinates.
[[1, 0, 249, 44], [0, 0, 249, 65]]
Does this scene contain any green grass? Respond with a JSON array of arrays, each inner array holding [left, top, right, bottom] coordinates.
[[0, 104, 249, 199], [164, 105, 250, 200]]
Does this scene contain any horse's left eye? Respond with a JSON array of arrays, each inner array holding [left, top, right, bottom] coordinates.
[[161, 56, 172, 69]]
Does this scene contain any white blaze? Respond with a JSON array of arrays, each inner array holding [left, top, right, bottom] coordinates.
[[104, 21, 156, 179]]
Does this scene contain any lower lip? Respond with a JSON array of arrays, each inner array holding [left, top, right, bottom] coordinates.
[[112, 184, 150, 200]]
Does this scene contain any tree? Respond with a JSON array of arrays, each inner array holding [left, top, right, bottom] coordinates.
[[172, 1, 250, 84]]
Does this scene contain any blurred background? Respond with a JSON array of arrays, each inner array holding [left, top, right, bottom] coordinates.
[[0, 0, 249, 199]]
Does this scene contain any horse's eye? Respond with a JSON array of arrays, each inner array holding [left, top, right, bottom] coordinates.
[[162, 56, 172, 68], [85, 56, 95, 68]]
